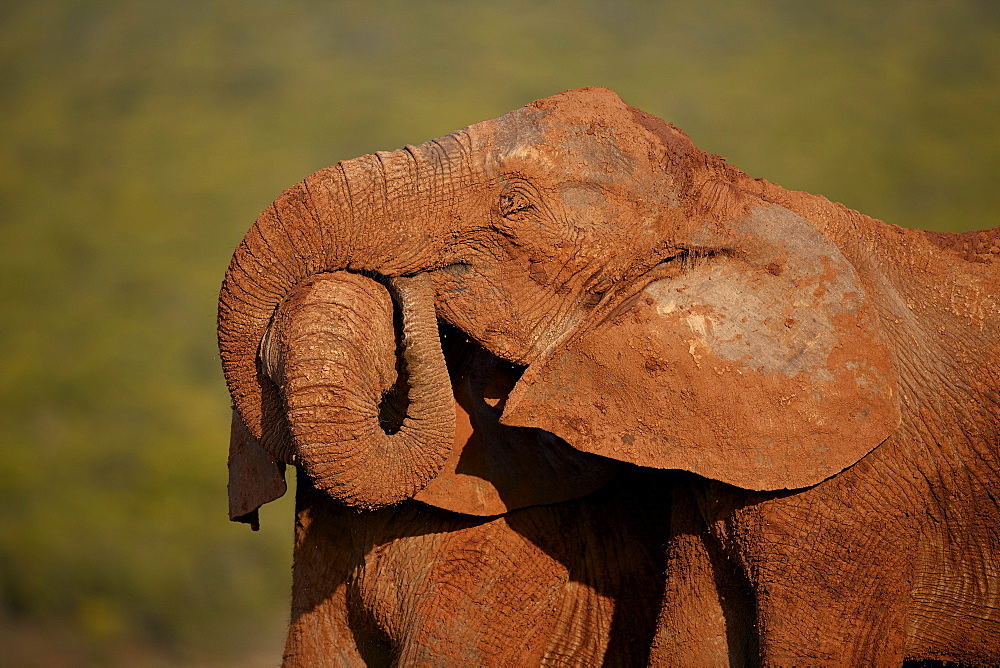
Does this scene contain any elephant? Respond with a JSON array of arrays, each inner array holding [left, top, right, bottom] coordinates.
[[229, 293, 673, 664], [219, 87, 1000, 665]]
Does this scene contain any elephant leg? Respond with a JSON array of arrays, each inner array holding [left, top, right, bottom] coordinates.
[[651, 479, 756, 667], [352, 505, 567, 665], [727, 465, 917, 665], [291, 489, 576, 665], [283, 468, 666, 665], [349, 473, 666, 665], [284, 470, 386, 667]]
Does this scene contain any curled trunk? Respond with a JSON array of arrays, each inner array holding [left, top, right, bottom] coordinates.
[[261, 272, 454, 509], [218, 137, 468, 507]]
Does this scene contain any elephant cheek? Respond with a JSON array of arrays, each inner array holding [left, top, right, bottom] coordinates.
[[500, 298, 899, 492]]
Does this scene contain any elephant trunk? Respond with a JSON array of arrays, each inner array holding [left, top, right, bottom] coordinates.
[[218, 135, 468, 507], [261, 272, 454, 509]]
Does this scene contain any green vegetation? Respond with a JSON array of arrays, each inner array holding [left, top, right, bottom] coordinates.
[[1, 0, 997, 663]]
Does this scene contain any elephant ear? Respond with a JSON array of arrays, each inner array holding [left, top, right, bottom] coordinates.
[[228, 409, 287, 530], [502, 204, 901, 491]]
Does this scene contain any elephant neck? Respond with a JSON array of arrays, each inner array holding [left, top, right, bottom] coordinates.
[[810, 198, 995, 429]]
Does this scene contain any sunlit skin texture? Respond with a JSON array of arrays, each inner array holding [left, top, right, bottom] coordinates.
[[220, 88, 999, 665]]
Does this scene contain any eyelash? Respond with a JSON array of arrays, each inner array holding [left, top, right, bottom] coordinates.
[[500, 189, 534, 217]]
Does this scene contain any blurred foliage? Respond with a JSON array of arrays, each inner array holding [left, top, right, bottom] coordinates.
[[0, 0, 997, 663]]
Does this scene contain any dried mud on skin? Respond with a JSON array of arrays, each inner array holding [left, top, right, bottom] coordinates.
[[220, 87, 1000, 665]]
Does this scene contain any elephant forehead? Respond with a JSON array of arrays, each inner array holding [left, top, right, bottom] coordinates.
[[485, 105, 548, 159], [488, 125, 645, 185], [479, 95, 656, 185]]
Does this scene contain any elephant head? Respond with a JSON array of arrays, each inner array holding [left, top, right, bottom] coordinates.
[[220, 87, 899, 522]]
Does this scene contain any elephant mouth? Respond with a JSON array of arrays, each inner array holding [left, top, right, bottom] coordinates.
[[410, 321, 622, 516], [374, 306, 527, 437]]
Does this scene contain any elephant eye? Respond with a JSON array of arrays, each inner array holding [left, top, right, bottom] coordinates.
[[499, 188, 535, 218], [647, 247, 733, 278]]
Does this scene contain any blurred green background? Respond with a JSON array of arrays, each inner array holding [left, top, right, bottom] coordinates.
[[1, 0, 997, 664]]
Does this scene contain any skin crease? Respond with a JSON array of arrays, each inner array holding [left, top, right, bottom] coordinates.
[[220, 88, 1000, 664]]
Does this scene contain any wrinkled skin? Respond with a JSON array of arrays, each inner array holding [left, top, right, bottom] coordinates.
[[220, 88, 1000, 664], [284, 460, 670, 665]]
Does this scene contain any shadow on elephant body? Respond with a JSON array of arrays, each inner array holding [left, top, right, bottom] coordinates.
[[673, 473, 763, 666], [501, 466, 672, 664], [411, 322, 623, 517], [287, 466, 670, 665]]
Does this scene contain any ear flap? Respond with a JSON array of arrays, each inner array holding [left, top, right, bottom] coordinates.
[[228, 409, 287, 530], [502, 205, 900, 491]]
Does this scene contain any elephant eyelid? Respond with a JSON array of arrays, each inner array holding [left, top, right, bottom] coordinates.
[[499, 189, 535, 217], [657, 247, 731, 265], [645, 247, 733, 279]]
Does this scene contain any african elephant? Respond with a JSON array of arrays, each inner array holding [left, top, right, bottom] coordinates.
[[220, 87, 1000, 665]]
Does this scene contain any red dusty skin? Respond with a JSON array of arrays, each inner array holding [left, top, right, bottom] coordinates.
[[261, 272, 455, 509], [220, 87, 1000, 665]]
